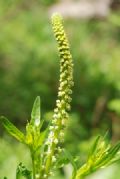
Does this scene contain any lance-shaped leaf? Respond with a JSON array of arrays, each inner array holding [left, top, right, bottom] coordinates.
[[64, 149, 77, 179], [88, 135, 101, 158], [75, 136, 120, 179], [31, 96, 41, 127], [16, 163, 32, 179], [95, 142, 120, 168], [37, 128, 49, 148], [55, 151, 70, 169], [54, 149, 77, 179], [0, 116, 25, 142]]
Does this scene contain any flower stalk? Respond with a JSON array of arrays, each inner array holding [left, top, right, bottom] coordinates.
[[43, 13, 74, 177]]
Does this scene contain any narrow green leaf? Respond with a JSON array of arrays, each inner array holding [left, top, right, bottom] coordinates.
[[16, 163, 32, 179], [64, 149, 77, 170], [64, 149, 77, 179], [55, 151, 70, 169], [75, 135, 120, 179], [0, 116, 25, 142], [56, 157, 69, 168], [96, 142, 120, 167], [39, 118, 45, 130], [25, 123, 33, 145], [38, 129, 48, 147], [109, 155, 120, 165], [31, 96, 41, 127], [88, 136, 101, 158]]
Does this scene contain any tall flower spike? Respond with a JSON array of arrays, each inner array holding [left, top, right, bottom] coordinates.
[[43, 13, 74, 176]]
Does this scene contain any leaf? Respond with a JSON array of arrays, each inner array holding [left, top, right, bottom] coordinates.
[[96, 142, 120, 167], [39, 118, 45, 130], [16, 163, 32, 179], [55, 149, 77, 169], [64, 149, 77, 170], [64, 149, 77, 179], [38, 129, 48, 147], [88, 136, 101, 158], [55, 152, 70, 169], [31, 96, 41, 127], [25, 123, 33, 145], [75, 135, 120, 179], [54, 149, 77, 179], [0, 116, 25, 142]]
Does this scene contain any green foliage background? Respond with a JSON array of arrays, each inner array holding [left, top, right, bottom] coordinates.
[[0, 0, 120, 178]]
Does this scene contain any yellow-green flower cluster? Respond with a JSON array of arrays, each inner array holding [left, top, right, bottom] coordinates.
[[53, 13, 74, 112], [42, 13, 74, 177], [49, 12, 74, 142]]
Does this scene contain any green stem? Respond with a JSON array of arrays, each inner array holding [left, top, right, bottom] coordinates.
[[31, 147, 42, 179], [32, 153, 36, 179], [45, 127, 62, 175]]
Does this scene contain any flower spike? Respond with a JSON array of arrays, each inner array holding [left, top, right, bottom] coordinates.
[[43, 13, 74, 176]]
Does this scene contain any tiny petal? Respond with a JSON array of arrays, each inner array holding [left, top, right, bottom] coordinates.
[[52, 156, 57, 162], [54, 138, 58, 144]]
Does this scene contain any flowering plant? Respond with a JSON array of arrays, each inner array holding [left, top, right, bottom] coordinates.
[[1, 13, 120, 179]]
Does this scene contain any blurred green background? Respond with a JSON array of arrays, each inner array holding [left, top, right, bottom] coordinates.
[[0, 0, 120, 178]]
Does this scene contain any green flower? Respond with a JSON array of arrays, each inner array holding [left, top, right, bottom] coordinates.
[[43, 13, 74, 176]]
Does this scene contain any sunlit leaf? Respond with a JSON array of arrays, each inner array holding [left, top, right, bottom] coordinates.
[[96, 142, 120, 167], [0, 116, 25, 142], [25, 122, 34, 146], [31, 96, 41, 127], [38, 129, 48, 147], [63, 149, 77, 179], [88, 135, 100, 158], [75, 135, 120, 179]]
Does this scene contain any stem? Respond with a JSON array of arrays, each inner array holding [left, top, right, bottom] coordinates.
[[31, 150, 36, 179], [45, 143, 55, 174], [31, 147, 42, 179], [44, 12, 74, 177]]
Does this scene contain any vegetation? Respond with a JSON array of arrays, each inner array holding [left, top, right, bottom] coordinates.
[[1, 12, 120, 179], [0, 0, 120, 179]]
